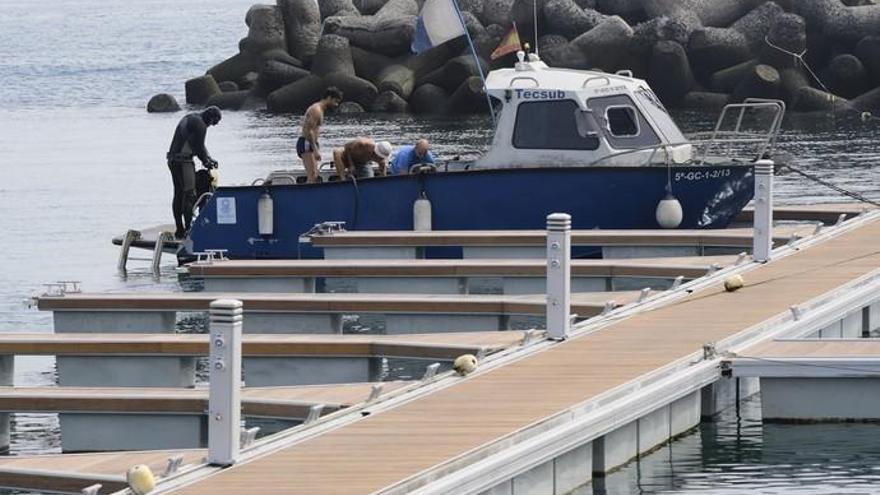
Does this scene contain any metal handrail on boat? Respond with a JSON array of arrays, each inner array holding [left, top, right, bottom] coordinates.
[[508, 77, 540, 88], [696, 99, 785, 165]]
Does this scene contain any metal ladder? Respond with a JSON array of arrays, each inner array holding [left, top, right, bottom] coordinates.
[[117, 229, 174, 277]]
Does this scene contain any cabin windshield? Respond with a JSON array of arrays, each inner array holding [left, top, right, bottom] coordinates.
[[512, 100, 600, 150]]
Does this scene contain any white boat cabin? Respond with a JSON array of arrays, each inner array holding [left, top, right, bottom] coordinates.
[[475, 52, 694, 169]]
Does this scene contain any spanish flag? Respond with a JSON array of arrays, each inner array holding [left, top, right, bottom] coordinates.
[[491, 24, 522, 60]]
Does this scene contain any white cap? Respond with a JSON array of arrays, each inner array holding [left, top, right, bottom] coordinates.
[[374, 141, 393, 159]]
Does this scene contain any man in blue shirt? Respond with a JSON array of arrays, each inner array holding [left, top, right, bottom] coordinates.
[[390, 139, 435, 175]]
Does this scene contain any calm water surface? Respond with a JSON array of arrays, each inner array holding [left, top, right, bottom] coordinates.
[[1, 0, 879, 493]]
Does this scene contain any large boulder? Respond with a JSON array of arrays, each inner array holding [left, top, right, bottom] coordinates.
[[376, 64, 416, 99], [207, 52, 262, 84], [855, 35, 880, 85], [278, 0, 322, 62], [730, 2, 784, 50], [778, 67, 811, 106], [790, 0, 847, 33], [850, 86, 880, 113], [410, 83, 450, 113], [823, 54, 869, 99], [711, 59, 758, 92], [185, 74, 222, 104], [319, 0, 360, 18], [595, 0, 644, 20], [482, 0, 515, 26], [731, 64, 780, 102], [569, 15, 634, 71], [647, 41, 694, 105], [759, 13, 807, 70], [242, 5, 286, 54], [793, 86, 850, 112], [643, 0, 763, 28], [682, 91, 730, 110], [218, 81, 240, 92], [323, 0, 418, 56], [257, 60, 311, 94], [449, 76, 488, 113], [417, 54, 489, 92], [826, 5, 880, 44], [632, 14, 697, 54], [205, 90, 262, 111], [350, 46, 396, 84], [323, 72, 380, 109], [267, 75, 327, 112], [147, 93, 181, 113], [310, 34, 357, 77], [688, 27, 751, 80], [543, 0, 603, 39], [353, 0, 389, 15], [371, 90, 409, 112]]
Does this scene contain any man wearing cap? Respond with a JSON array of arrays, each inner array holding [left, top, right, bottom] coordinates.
[[333, 138, 393, 180]]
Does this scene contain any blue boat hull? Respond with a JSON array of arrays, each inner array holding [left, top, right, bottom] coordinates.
[[187, 164, 754, 259]]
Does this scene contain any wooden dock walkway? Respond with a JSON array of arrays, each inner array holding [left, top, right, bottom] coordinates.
[[0, 382, 412, 419], [36, 291, 638, 318], [0, 449, 205, 493], [185, 255, 736, 279], [162, 214, 880, 494], [307, 225, 812, 248], [0, 331, 527, 360]]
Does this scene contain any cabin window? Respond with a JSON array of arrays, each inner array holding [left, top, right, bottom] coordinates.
[[513, 100, 600, 150], [606, 106, 639, 137]]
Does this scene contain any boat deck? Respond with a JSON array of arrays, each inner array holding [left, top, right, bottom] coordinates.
[[159, 214, 880, 494]]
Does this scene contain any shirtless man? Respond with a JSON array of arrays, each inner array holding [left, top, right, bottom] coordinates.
[[297, 87, 343, 183], [333, 138, 393, 180]]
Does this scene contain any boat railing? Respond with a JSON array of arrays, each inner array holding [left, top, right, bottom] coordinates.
[[696, 99, 785, 165], [509, 77, 540, 88], [588, 135, 772, 169]]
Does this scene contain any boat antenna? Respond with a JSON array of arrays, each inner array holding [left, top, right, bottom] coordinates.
[[452, 0, 497, 126], [533, 0, 539, 55]]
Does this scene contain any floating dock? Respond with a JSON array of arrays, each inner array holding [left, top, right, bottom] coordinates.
[[1, 199, 877, 494]]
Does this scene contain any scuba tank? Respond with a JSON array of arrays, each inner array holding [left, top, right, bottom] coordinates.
[[413, 191, 432, 231], [258, 190, 274, 236]]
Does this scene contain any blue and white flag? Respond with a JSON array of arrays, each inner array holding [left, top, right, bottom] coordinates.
[[411, 0, 467, 53]]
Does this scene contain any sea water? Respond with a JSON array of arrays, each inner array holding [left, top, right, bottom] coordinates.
[[1, 0, 880, 493]]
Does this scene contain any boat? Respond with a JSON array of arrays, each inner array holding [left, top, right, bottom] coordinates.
[[180, 51, 784, 260]]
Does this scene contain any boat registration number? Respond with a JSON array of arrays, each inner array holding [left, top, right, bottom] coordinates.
[[674, 169, 732, 181]]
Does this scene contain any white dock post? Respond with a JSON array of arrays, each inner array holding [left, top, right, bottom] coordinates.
[[208, 299, 243, 466], [752, 160, 774, 263], [546, 213, 572, 340]]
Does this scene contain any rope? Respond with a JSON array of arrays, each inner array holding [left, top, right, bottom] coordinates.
[[763, 36, 880, 123], [777, 163, 880, 207]]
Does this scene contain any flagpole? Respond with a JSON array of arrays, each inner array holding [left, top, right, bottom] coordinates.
[[451, 0, 497, 127]]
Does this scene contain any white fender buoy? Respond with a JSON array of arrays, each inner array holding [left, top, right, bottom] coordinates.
[[258, 191, 274, 236], [413, 191, 432, 231], [655, 193, 683, 229], [126, 464, 156, 495], [724, 274, 744, 292], [453, 354, 478, 376]]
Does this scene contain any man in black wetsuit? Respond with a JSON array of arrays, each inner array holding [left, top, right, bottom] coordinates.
[[167, 106, 221, 239]]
